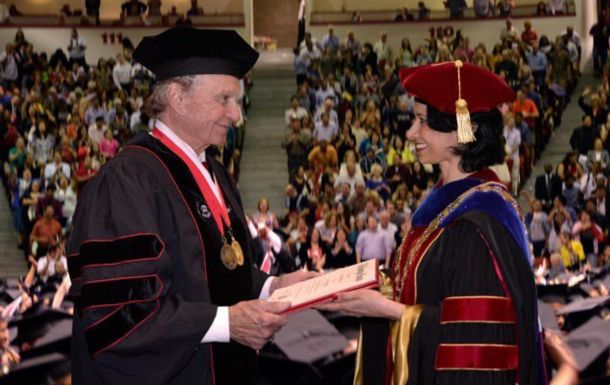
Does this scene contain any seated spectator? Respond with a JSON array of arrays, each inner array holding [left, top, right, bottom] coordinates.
[[394, 7, 414, 21], [328, 226, 354, 268], [122, 0, 147, 17], [285, 95, 309, 127], [99, 129, 119, 159], [284, 183, 310, 219], [586, 138, 610, 170], [366, 164, 391, 202], [252, 198, 279, 230], [43, 151, 70, 184], [54, 176, 76, 226], [500, 19, 519, 43], [34, 243, 68, 284], [313, 112, 338, 143], [88, 116, 109, 145], [572, 210, 604, 267], [308, 140, 338, 170], [299, 227, 329, 271]]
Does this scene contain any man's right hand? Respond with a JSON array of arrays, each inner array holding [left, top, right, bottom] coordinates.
[[228, 300, 290, 350]]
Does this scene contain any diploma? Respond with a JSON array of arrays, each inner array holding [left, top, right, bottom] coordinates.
[[268, 259, 379, 314]]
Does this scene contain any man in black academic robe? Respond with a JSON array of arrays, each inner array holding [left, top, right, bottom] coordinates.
[[67, 27, 314, 385]]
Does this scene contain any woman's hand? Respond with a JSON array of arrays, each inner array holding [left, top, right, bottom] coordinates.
[[315, 289, 404, 320]]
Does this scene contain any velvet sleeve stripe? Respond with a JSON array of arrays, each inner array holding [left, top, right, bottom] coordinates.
[[68, 233, 164, 280], [85, 300, 160, 356], [434, 343, 519, 371], [76, 274, 162, 310], [440, 296, 516, 324]]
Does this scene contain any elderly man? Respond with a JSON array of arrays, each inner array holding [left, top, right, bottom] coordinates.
[[68, 27, 315, 385]]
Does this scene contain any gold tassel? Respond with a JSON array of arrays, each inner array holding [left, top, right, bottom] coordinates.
[[453, 60, 476, 144], [455, 98, 475, 144]]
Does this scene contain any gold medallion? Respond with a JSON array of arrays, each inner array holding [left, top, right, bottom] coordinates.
[[232, 240, 244, 266], [220, 243, 238, 270]]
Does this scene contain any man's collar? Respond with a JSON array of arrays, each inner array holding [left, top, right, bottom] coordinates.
[[155, 119, 206, 162]]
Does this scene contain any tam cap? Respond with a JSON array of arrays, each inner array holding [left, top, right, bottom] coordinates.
[[399, 60, 515, 144], [133, 26, 259, 81]]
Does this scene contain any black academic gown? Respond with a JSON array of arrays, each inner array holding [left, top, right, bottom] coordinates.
[[360, 172, 541, 385], [67, 133, 267, 385]]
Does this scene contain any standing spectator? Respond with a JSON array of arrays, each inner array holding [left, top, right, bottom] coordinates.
[[112, 53, 133, 92], [121, 0, 147, 17], [187, 0, 204, 16], [548, 0, 567, 15], [0, 44, 18, 89], [523, 194, 549, 258], [473, 0, 493, 18], [558, 230, 584, 271], [148, 0, 162, 16], [570, 115, 598, 157], [577, 87, 608, 128], [512, 90, 539, 130], [55, 175, 76, 225], [67, 28, 87, 70], [562, 175, 580, 210], [321, 26, 340, 54], [500, 19, 519, 42], [355, 215, 393, 268], [344, 30, 362, 60], [417, 2, 430, 19], [28, 121, 55, 167], [30, 205, 62, 255], [590, 14, 609, 78], [521, 20, 538, 46], [504, 114, 521, 195], [525, 43, 548, 89], [444, 0, 467, 18], [373, 32, 392, 69], [572, 210, 604, 267], [535, 163, 560, 208], [282, 117, 311, 176], [85, 0, 101, 25]]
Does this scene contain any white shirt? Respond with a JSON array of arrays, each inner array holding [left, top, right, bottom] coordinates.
[[37, 255, 68, 282], [68, 36, 87, 59], [113, 62, 133, 89], [503, 127, 521, 161], [153, 121, 275, 344]]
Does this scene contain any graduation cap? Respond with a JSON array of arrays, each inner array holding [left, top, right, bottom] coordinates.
[[537, 300, 559, 331], [556, 296, 610, 331], [9, 305, 71, 357], [1, 352, 70, 385], [399, 60, 515, 144], [564, 317, 610, 374], [133, 26, 259, 81], [537, 283, 569, 304], [272, 309, 349, 364]]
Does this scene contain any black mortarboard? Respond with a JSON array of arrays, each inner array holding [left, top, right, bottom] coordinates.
[[537, 300, 559, 331], [133, 26, 259, 81], [272, 309, 349, 364], [1, 352, 70, 385], [556, 296, 610, 331], [9, 305, 71, 356], [563, 317, 610, 373]]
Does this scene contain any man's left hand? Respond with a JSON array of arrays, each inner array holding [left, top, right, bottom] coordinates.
[[270, 270, 320, 295]]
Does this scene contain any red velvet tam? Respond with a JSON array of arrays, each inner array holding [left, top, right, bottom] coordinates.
[[399, 61, 515, 115]]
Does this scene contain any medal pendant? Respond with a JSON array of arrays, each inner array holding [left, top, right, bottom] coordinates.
[[220, 242, 238, 270]]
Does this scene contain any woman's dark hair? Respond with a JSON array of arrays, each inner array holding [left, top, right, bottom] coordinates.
[[418, 98, 505, 173]]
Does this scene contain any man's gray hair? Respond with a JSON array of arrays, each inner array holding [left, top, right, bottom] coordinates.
[[145, 75, 198, 117]]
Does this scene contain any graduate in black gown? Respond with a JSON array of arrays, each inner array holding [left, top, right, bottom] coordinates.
[[67, 27, 316, 385], [319, 61, 546, 385]]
